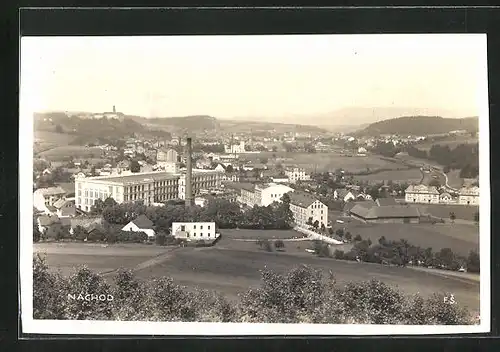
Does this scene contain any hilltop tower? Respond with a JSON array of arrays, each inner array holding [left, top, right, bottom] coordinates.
[[113, 105, 116, 113]]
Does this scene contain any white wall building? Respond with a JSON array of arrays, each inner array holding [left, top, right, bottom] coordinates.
[[289, 191, 329, 228], [33, 186, 67, 212], [75, 171, 179, 212], [458, 186, 480, 206], [171, 222, 219, 241], [405, 184, 440, 204], [237, 183, 294, 208], [178, 169, 223, 200], [121, 215, 156, 238], [224, 141, 246, 154], [285, 167, 311, 184]]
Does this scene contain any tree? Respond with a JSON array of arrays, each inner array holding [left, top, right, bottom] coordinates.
[[274, 239, 285, 250], [328, 227, 334, 236], [33, 216, 41, 242], [259, 157, 268, 164], [310, 220, 318, 231], [344, 231, 352, 241], [449, 212, 456, 223], [306, 217, 313, 227], [333, 250, 344, 259], [335, 228, 344, 238], [474, 211, 479, 223], [225, 164, 234, 173], [320, 223, 326, 233], [271, 146, 278, 152], [466, 250, 480, 273], [429, 179, 441, 188], [354, 234, 362, 242], [130, 160, 141, 173], [55, 124, 63, 133], [73, 225, 87, 241], [155, 233, 167, 246]]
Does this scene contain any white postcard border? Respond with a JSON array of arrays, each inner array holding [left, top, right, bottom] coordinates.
[[19, 34, 491, 336]]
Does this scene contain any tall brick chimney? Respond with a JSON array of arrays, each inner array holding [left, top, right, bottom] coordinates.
[[185, 137, 194, 207]]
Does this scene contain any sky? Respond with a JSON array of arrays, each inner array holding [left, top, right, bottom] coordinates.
[[21, 34, 487, 122]]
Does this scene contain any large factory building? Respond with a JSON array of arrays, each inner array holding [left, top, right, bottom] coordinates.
[[75, 138, 222, 211]]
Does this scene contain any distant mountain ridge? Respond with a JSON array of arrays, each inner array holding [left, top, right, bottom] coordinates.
[[358, 116, 479, 136]]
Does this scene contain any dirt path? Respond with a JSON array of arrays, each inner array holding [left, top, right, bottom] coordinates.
[[407, 266, 480, 283]]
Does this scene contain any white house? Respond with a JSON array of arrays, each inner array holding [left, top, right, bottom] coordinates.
[[405, 184, 440, 204], [334, 189, 357, 202], [121, 214, 156, 238], [285, 167, 311, 184], [458, 186, 480, 206], [439, 192, 455, 204], [214, 164, 226, 173], [171, 222, 219, 241], [225, 141, 246, 154], [33, 186, 67, 212], [237, 183, 294, 208], [288, 191, 329, 229]]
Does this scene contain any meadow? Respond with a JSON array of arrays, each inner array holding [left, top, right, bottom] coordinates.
[[354, 169, 422, 183], [408, 203, 480, 222], [34, 227, 480, 312], [342, 222, 479, 257], [34, 130, 78, 146], [37, 146, 105, 160], [243, 152, 404, 173]]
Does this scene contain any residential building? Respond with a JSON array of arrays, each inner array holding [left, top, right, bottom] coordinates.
[[288, 191, 328, 228], [225, 141, 246, 154], [52, 198, 76, 217], [69, 217, 104, 235], [458, 186, 480, 206], [177, 169, 223, 200], [33, 186, 67, 212], [350, 204, 420, 224], [333, 188, 357, 202], [237, 183, 294, 208], [404, 184, 440, 204], [375, 197, 398, 207], [75, 171, 180, 212], [171, 222, 219, 241], [121, 215, 156, 238], [221, 173, 240, 182], [285, 167, 311, 184], [439, 192, 455, 204], [37, 214, 60, 233]]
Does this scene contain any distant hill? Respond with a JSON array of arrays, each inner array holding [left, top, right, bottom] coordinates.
[[34, 112, 153, 143], [358, 116, 479, 136], [128, 115, 328, 134], [127, 115, 220, 133]]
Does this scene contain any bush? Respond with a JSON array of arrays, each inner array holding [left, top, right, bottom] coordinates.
[[354, 234, 362, 242], [467, 250, 480, 273], [155, 233, 166, 246], [87, 229, 105, 242], [333, 249, 344, 259], [33, 259, 475, 325], [274, 239, 285, 250]]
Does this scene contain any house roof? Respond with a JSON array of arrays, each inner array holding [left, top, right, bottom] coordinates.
[[53, 198, 73, 209], [35, 186, 66, 196], [375, 197, 398, 206], [405, 184, 440, 195], [130, 214, 154, 229], [335, 189, 350, 198], [38, 215, 60, 226], [70, 217, 103, 229], [288, 191, 320, 208], [344, 200, 377, 213], [350, 204, 420, 219]]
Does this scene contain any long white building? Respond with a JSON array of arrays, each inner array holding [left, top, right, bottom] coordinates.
[[404, 184, 440, 204], [171, 222, 220, 241], [288, 191, 328, 228], [458, 186, 480, 205], [285, 167, 311, 184]]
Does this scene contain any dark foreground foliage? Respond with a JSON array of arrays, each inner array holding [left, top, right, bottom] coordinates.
[[33, 254, 475, 325]]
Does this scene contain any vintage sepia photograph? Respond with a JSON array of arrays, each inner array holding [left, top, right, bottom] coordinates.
[[20, 34, 490, 335]]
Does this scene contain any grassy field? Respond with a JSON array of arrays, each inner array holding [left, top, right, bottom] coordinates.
[[34, 231, 480, 312], [354, 169, 422, 183], [408, 203, 479, 222], [38, 146, 105, 160], [34, 130, 77, 146], [342, 222, 479, 256], [416, 137, 478, 151], [242, 152, 405, 173]]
